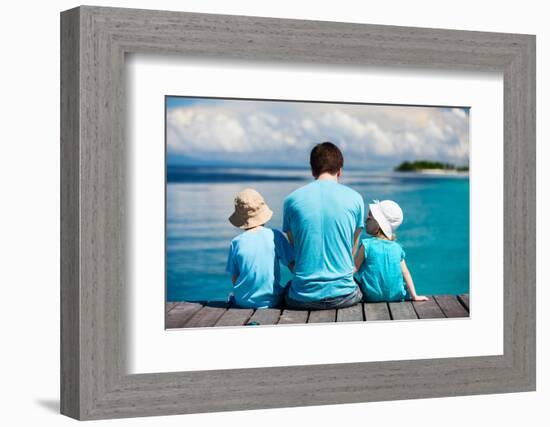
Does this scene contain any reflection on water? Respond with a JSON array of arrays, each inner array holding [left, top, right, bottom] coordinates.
[[167, 167, 469, 301]]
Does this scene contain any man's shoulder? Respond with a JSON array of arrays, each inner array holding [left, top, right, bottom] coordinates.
[[284, 181, 315, 205], [330, 183, 364, 212], [337, 182, 363, 200]]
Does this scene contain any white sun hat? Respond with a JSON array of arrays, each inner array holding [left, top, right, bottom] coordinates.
[[368, 200, 404, 240]]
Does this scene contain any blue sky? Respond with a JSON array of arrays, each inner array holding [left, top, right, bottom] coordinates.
[[166, 96, 469, 170]]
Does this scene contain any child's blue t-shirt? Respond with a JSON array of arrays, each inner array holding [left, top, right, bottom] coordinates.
[[282, 179, 364, 302], [225, 227, 294, 308], [354, 237, 408, 302]]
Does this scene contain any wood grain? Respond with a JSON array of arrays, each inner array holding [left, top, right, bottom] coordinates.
[[215, 308, 254, 327], [388, 301, 418, 320], [60, 7, 81, 419], [247, 309, 282, 325], [336, 304, 364, 322], [184, 306, 227, 328], [165, 302, 203, 329], [165, 302, 178, 312], [412, 298, 446, 319], [458, 294, 470, 311], [165, 295, 467, 328], [308, 309, 336, 323], [365, 303, 391, 321], [434, 295, 470, 318], [278, 310, 309, 325]]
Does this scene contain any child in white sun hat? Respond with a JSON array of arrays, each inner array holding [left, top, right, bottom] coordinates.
[[226, 188, 295, 309], [353, 199, 428, 302]]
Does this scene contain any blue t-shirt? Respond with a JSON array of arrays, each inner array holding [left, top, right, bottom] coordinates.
[[354, 237, 408, 302], [225, 227, 294, 308], [282, 179, 364, 301]]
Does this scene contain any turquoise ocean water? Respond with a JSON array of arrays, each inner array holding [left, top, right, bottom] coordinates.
[[166, 167, 469, 301]]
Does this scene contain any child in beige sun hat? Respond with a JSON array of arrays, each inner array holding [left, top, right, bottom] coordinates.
[[226, 188, 295, 309]]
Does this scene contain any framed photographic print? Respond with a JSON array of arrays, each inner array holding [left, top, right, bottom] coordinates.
[[60, 5, 536, 420], [164, 96, 471, 330]]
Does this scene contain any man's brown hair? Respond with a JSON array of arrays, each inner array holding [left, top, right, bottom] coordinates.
[[309, 142, 344, 178]]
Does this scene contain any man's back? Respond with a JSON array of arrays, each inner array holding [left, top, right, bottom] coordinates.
[[283, 179, 365, 301]]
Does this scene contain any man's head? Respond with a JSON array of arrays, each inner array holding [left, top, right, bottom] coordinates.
[[309, 142, 344, 179]]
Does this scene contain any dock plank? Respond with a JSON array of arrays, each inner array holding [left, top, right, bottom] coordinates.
[[364, 303, 391, 321], [412, 297, 446, 319], [434, 295, 469, 318], [278, 310, 309, 325], [308, 309, 336, 323], [215, 308, 254, 327], [458, 294, 470, 311], [247, 309, 281, 325], [388, 301, 418, 320], [336, 304, 364, 322], [184, 306, 227, 328], [166, 294, 469, 327], [166, 302, 178, 313], [165, 302, 203, 329]]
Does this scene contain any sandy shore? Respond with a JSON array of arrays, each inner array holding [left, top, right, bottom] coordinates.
[[416, 169, 469, 176]]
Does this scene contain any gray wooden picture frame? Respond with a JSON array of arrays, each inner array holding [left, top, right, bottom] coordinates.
[[60, 5, 536, 421]]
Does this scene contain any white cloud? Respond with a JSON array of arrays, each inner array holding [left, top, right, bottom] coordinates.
[[166, 99, 469, 167], [425, 120, 445, 140], [452, 108, 468, 119], [167, 109, 247, 152], [301, 118, 316, 132]]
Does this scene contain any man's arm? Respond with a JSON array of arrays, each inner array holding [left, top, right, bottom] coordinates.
[[276, 230, 295, 272], [352, 227, 362, 259], [231, 275, 237, 285], [288, 261, 295, 273], [354, 244, 365, 273], [286, 231, 294, 246]]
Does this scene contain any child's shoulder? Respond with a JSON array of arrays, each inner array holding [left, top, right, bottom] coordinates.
[[265, 227, 293, 247], [386, 239, 405, 256], [362, 237, 403, 250], [230, 232, 248, 245], [266, 227, 286, 240], [361, 236, 377, 246], [384, 239, 404, 250], [232, 226, 277, 243]]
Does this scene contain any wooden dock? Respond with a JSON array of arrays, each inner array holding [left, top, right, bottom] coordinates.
[[166, 294, 469, 329]]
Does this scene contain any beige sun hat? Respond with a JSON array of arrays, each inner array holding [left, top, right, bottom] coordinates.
[[368, 199, 403, 240], [229, 188, 274, 229]]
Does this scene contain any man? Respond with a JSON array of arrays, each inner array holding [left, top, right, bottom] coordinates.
[[282, 142, 365, 309]]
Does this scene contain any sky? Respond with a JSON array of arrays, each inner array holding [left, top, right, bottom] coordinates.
[[166, 96, 469, 170]]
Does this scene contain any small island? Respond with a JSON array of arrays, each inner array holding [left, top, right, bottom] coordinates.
[[395, 160, 469, 174]]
